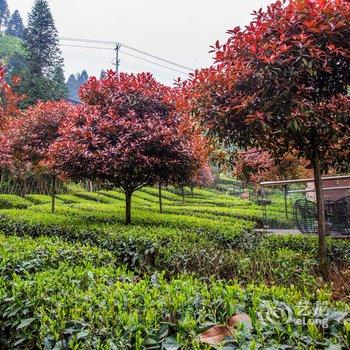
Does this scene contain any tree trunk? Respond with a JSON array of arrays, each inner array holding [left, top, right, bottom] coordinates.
[[97, 180, 100, 203], [313, 152, 328, 279], [283, 185, 288, 219], [158, 183, 163, 213], [51, 175, 56, 214], [181, 186, 185, 203], [191, 186, 194, 197], [125, 190, 132, 224]]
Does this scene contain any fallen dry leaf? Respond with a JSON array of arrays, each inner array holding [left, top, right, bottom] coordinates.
[[197, 325, 231, 345], [198, 313, 252, 346]]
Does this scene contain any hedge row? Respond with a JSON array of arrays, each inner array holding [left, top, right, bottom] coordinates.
[[0, 204, 349, 289], [0, 235, 349, 349]]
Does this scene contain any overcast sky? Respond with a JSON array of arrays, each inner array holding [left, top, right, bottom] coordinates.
[[7, 0, 272, 85]]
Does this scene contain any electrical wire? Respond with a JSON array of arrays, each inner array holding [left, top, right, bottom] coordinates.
[[60, 43, 189, 75], [60, 37, 195, 71], [63, 52, 179, 83]]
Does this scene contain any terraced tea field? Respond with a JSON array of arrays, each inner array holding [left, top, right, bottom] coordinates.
[[0, 186, 349, 349]]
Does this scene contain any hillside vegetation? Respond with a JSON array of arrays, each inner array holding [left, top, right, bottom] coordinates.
[[0, 185, 349, 349]]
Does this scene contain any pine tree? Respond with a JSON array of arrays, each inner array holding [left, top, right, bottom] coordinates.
[[66, 70, 89, 101], [5, 10, 25, 39], [0, 0, 9, 31], [100, 69, 107, 79], [52, 65, 68, 99], [26, 0, 61, 76], [77, 69, 88, 85], [66, 74, 77, 100], [24, 0, 67, 103]]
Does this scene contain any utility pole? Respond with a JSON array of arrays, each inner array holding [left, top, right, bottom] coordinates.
[[115, 43, 121, 74]]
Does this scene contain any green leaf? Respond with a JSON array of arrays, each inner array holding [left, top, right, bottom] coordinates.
[[144, 339, 158, 345], [13, 338, 27, 346], [77, 330, 89, 339], [163, 336, 181, 350], [17, 317, 36, 330]]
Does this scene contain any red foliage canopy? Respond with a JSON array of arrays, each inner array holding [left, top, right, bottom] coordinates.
[[48, 72, 204, 222], [234, 148, 311, 187], [189, 0, 350, 274], [190, 0, 350, 169], [0, 101, 72, 175], [174, 87, 213, 188], [0, 66, 22, 127]]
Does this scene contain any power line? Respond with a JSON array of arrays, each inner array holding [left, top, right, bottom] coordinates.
[[60, 37, 195, 71], [63, 52, 180, 82], [61, 44, 112, 51], [60, 43, 189, 75]]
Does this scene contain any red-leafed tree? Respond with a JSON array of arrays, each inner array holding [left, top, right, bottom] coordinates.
[[48, 72, 202, 223], [0, 66, 22, 126], [171, 89, 213, 202], [235, 149, 311, 186], [185, 132, 214, 197], [190, 0, 350, 277], [1, 101, 72, 211], [235, 149, 312, 218], [188, 164, 214, 196]]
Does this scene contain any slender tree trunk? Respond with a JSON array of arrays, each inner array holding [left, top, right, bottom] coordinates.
[[51, 175, 56, 214], [283, 185, 288, 219], [158, 183, 163, 213], [181, 186, 185, 203], [97, 180, 100, 203], [191, 186, 194, 197], [313, 152, 328, 279], [125, 190, 132, 224]]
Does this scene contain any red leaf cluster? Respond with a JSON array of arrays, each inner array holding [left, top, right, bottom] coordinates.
[[234, 148, 311, 187], [48, 72, 205, 195], [0, 101, 72, 176], [0, 66, 23, 127], [190, 0, 350, 171]]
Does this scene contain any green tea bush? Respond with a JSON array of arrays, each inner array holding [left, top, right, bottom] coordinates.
[[24, 194, 56, 205], [72, 192, 117, 204], [0, 196, 348, 287], [0, 264, 348, 349], [157, 204, 294, 228], [0, 195, 31, 209], [0, 234, 115, 279], [0, 206, 255, 275], [260, 234, 350, 264]]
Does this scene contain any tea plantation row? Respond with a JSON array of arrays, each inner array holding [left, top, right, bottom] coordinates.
[[0, 187, 349, 349]]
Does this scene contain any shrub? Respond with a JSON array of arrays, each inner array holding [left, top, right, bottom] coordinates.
[[0, 264, 348, 349], [0, 195, 31, 209]]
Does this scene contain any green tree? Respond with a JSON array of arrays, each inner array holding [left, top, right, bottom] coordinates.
[[0, 35, 27, 81], [100, 69, 107, 79], [0, 0, 9, 32], [24, 0, 67, 104], [66, 74, 77, 99], [77, 70, 88, 86], [5, 10, 25, 39], [66, 70, 88, 101]]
